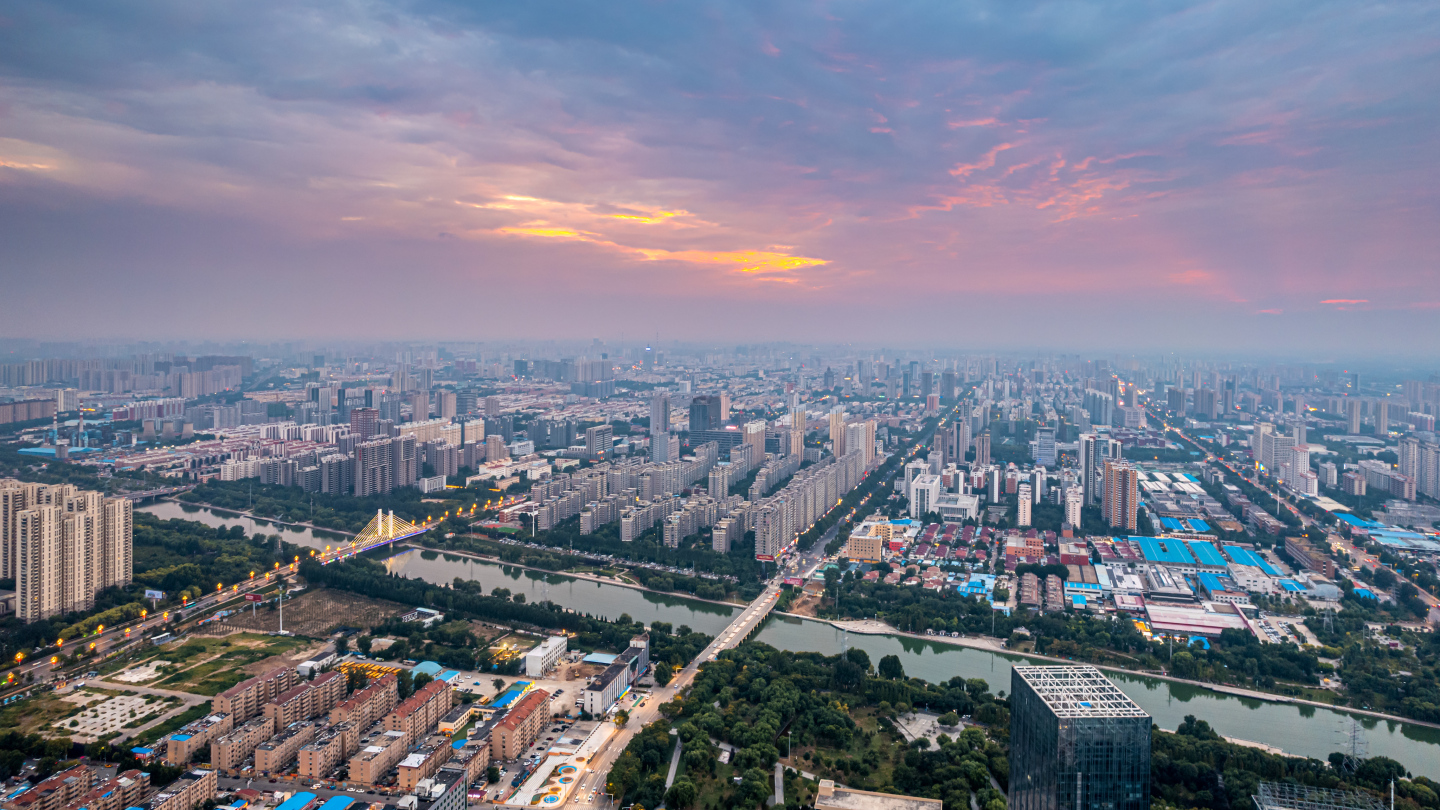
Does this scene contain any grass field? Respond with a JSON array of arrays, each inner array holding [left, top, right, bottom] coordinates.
[[154, 634, 311, 695], [0, 692, 88, 733]]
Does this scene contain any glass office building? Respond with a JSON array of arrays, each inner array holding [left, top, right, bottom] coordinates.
[[1010, 666, 1152, 810]]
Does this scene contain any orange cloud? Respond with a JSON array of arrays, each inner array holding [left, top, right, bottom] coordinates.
[[1320, 298, 1368, 304], [950, 143, 1014, 178]]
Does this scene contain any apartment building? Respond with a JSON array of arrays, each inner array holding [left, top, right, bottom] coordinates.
[[60, 770, 149, 810], [442, 740, 490, 786], [262, 671, 345, 727], [215, 667, 299, 723], [491, 689, 552, 762], [164, 713, 233, 765], [4, 480, 134, 623], [348, 729, 410, 785], [330, 672, 398, 729], [385, 680, 452, 742], [296, 721, 358, 779], [397, 742, 453, 791], [210, 716, 276, 774], [148, 770, 216, 810], [254, 721, 317, 774], [2, 765, 93, 810]]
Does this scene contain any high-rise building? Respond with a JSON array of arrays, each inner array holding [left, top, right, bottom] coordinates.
[[743, 420, 767, 465], [974, 433, 991, 467], [408, 393, 429, 421], [1078, 434, 1119, 506], [688, 396, 722, 432], [435, 391, 456, 420], [485, 434, 510, 463], [9, 483, 133, 623], [353, 439, 394, 497], [1016, 484, 1032, 527], [585, 424, 614, 460], [1034, 427, 1056, 466], [485, 396, 502, 418], [650, 394, 673, 463], [1375, 400, 1389, 436], [829, 409, 847, 457], [940, 370, 957, 402], [1102, 460, 1139, 532], [1063, 488, 1083, 530], [1346, 398, 1362, 434], [349, 408, 379, 441], [1010, 666, 1151, 810]]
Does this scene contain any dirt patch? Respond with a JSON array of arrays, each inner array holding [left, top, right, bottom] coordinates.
[[788, 592, 822, 617], [559, 662, 605, 682], [214, 589, 407, 638]]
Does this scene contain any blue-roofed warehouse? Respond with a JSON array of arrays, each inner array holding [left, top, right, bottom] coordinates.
[[1223, 545, 1281, 576], [1186, 541, 1228, 569], [1135, 537, 1195, 566]]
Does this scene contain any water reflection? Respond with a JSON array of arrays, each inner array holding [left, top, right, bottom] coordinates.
[[138, 501, 349, 550]]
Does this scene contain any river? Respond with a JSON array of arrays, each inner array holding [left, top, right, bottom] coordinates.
[[133, 507, 1440, 773], [139, 500, 352, 550]]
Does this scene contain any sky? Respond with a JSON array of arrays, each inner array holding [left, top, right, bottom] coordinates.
[[1, 0, 1438, 353]]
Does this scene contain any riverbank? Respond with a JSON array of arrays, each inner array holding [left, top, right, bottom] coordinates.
[[395, 543, 751, 611], [156, 497, 358, 537], [803, 616, 1440, 731]]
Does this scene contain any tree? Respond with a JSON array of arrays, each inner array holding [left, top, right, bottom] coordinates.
[[738, 768, 772, 807], [938, 711, 960, 727], [345, 668, 369, 694], [654, 664, 673, 686], [878, 654, 905, 681], [845, 648, 871, 672], [356, 635, 373, 654], [614, 709, 630, 728], [493, 678, 506, 694], [486, 766, 500, 784], [335, 636, 349, 655], [666, 778, 698, 809]]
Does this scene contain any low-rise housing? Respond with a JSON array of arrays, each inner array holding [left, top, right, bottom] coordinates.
[[491, 689, 552, 762], [164, 713, 233, 765], [385, 679, 452, 742], [211, 715, 276, 774], [330, 672, 398, 729], [148, 770, 216, 810], [297, 721, 358, 779], [3, 765, 93, 810], [254, 721, 317, 774], [397, 741, 453, 791], [348, 728, 410, 785], [215, 667, 298, 723]]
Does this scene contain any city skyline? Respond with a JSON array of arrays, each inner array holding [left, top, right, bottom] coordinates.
[[2, 1, 1438, 350]]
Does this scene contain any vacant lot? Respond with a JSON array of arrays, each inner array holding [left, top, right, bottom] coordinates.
[[213, 589, 407, 638], [154, 634, 313, 695]]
